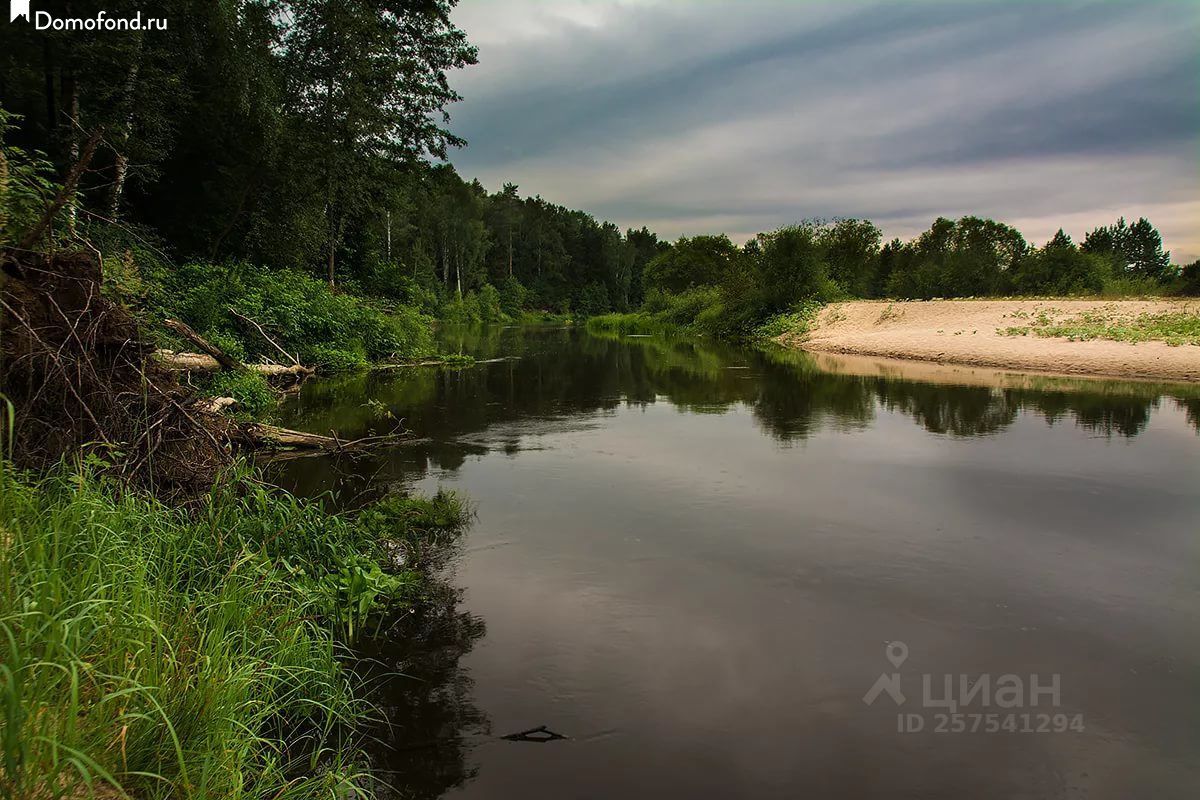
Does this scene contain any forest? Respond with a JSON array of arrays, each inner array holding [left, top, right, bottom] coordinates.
[[4, 0, 1195, 366]]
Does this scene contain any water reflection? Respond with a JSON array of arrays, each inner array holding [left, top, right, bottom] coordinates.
[[271, 326, 1199, 798], [355, 581, 488, 799], [276, 327, 1197, 481]]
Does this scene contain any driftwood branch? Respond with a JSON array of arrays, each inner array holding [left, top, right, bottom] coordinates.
[[19, 126, 106, 250], [193, 396, 238, 414], [234, 422, 416, 453], [228, 308, 300, 366], [163, 318, 245, 371]]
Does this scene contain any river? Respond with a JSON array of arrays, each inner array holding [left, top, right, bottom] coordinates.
[[273, 325, 1200, 800]]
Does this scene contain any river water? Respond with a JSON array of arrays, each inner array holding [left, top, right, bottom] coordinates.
[[274, 326, 1200, 800]]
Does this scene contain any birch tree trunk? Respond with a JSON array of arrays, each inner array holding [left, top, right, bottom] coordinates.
[[108, 36, 143, 219], [63, 69, 79, 236]]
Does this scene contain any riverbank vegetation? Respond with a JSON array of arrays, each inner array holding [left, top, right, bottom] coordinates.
[[0, 461, 469, 798], [1001, 306, 1200, 347], [590, 217, 1198, 344]]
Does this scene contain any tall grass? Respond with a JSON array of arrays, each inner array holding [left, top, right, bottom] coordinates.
[[0, 462, 469, 799]]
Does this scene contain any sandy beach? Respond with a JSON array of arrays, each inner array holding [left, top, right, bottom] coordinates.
[[776, 299, 1200, 382]]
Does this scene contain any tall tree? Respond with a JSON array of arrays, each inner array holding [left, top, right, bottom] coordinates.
[[280, 0, 476, 286]]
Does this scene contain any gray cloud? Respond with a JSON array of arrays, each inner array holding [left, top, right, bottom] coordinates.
[[447, 1, 1200, 261]]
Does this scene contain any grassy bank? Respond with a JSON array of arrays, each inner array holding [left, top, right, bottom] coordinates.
[[1000, 305, 1200, 347], [587, 289, 824, 343], [0, 462, 469, 798]]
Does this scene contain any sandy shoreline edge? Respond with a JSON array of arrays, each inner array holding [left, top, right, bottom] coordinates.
[[775, 299, 1200, 383]]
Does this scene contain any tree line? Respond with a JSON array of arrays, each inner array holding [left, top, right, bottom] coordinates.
[[622, 215, 1197, 338], [0, 0, 670, 321], [2, 1, 1195, 330]]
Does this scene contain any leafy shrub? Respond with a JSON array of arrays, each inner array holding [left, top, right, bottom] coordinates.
[[1179, 261, 1200, 297], [576, 282, 613, 317], [499, 276, 528, 317], [145, 262, 433, 370], [478, 283, 505, 323], [207, 369, 276, 417]]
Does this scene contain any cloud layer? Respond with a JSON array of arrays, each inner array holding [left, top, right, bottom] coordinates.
[[447, 1, 1200, 262]]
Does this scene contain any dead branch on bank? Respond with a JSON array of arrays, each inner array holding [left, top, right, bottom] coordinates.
[[162, 318, 245, 371], [228, 308, 301, 366], [159, 317, 313, 385], [154, 350, 313, 381]]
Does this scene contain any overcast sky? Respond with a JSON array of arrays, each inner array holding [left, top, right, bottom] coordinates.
[[445, 1, 1199, 263]]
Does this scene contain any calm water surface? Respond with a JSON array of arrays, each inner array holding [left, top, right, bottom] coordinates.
[[274, 326, 1200, 800]]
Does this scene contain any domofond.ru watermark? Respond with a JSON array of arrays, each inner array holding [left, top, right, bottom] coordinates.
[[10, 1, 167, 30]]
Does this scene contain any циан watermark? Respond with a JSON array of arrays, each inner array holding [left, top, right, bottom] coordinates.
[[9, 0, 167, 30], [863, 641, 1085, 734]]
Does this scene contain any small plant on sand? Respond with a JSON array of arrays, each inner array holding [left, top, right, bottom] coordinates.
[[1000, 308, 1200, 346]]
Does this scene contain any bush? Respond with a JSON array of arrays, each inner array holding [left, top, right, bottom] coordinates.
[[145, 262, 433, 370], [499, 276, 528, 317], [576, 282, 612, 317], [207, 369, 276, 417], [1179, 261, 1200, 297], [478, 283, 505, 323], [1008, 233, 1110, 296]]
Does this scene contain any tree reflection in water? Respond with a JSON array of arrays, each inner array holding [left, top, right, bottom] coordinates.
[[268, 325, 1198, 795]]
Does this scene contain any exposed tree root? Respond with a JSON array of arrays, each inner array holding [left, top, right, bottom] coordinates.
[[0, 248, 405, 494]]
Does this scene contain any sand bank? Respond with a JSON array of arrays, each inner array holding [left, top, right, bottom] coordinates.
[[775, 299, 1200, 382]]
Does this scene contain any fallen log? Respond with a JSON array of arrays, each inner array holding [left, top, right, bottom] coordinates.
[[155, 349, 313, 378], [193, 396, 238, 414], [234, 422, 416, 453], [163, 319, 244, 371]]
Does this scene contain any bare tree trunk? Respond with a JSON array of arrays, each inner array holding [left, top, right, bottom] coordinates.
[[440, 231, 448, 287], [327, 234, 337, 289], [63, 69, 79, 236], [386, 209, 392, 263], [163, 319, 246, 372], [455, 247, 462, 297], [107, 37, 143, 219], [507, 229, 513, 278]]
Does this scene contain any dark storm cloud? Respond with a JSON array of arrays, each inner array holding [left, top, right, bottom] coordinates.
[[447, 1, 1200, 260]]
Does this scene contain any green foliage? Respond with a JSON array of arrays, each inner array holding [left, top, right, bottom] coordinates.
[[478, 283, 505, 323], [146, 262, 433, 372], [0, 462, 470, 798], [819, 219, 883, 297], [586, 312, 672, 336], [1008, 230, 1110, 296], [499, 277, 528, 317], [1179, 261, 1200, 297], [886, 216, 1027, 299], [207, 370, 276, 418], [1082, 216, 1172, 282], [753, 223, 840, 312], [753, 301, 826, 340], [0, 111, 60, 247], [576, 282, 613, 317], [642, 234, 742, 294]]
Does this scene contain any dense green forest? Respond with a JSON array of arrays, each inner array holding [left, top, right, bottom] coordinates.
[[0, 0, 668, 343], [4, 1, 1195, 364]]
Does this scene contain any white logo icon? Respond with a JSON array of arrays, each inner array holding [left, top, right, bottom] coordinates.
[[862, 641, 908, 706], [10, 0, 30, 23]]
